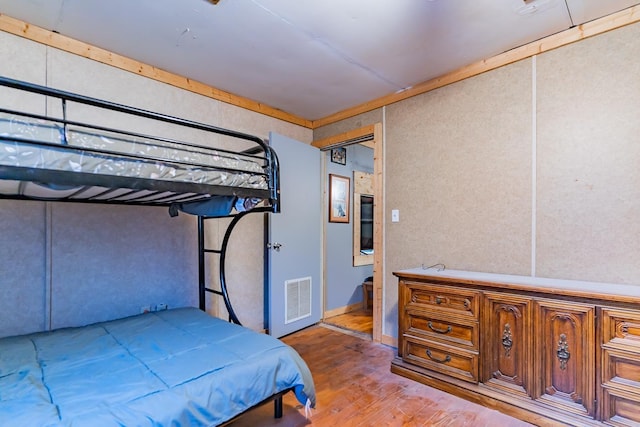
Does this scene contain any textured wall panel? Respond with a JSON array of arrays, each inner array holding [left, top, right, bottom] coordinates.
[[49, 203, 197, 329], [384, 59, 533, 335], [0, 201, 47, 337], [0, 31, 46, 88], [216, 213, 266, 331], [0, 32, 48, 337], [1, 35, 310, 334], [536, 24, 640, 284]]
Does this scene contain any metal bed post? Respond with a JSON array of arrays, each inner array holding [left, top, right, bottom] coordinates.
[[266, 145, 281, 214], [198, 215, 207, 311], [274, 395, 283, 418]]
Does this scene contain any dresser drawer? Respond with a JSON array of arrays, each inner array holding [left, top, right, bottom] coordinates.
[[404, 308, 478, 349], [403, 281, 480, 319], [602, 387, 640, 426], [602, 308, 640, 352], [602, 348, 640, 391], [403, 337, 479, 383]]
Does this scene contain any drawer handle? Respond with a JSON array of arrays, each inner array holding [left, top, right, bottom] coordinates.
[[435, 296, 444, 304], [426, 349, 451, 364], [428, 322, 452, 334], [556, 333, 570, 370], [502, 323, 513, 357]]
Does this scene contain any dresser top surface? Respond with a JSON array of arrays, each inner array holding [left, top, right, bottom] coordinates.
[[395, 268, 640, 300]]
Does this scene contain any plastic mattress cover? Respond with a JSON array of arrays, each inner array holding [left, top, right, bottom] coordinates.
[[0, 112, 268, 190], [0, 308, 315, 426]]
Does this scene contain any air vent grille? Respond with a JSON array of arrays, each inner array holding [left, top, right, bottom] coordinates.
[[285, 277, 312, 324]]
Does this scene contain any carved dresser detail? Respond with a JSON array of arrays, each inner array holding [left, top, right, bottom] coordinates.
[[392, 269, 640, 427]]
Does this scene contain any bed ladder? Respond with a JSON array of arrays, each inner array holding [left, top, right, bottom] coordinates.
[[197, 213, 245, 325], [197, 207, 272, 325]]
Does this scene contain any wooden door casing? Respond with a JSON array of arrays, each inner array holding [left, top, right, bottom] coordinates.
[[535, 299, 596, 417]]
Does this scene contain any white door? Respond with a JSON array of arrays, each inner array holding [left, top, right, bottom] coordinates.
[[266, 132, 321, 338]]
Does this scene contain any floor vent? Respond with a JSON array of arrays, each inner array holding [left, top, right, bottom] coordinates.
[[285, 277, 312, 324]]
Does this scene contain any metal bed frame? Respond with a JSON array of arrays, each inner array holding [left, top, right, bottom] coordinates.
[[0, 75, 286, 421]]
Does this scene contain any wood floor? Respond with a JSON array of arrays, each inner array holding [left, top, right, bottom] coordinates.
[[229, 324, 534, 427], [323, 309, 373, 337]]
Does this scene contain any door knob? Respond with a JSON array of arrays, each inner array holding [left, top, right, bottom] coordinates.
[[267, 242, 283, 252]]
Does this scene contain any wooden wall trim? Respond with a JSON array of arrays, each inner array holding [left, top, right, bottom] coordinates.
[[371, 122, 383, 344], [0, 13, 312, 129], [311, 124, 375, 149], [312, 4, 640, 128], [4, 5, 637, 131]]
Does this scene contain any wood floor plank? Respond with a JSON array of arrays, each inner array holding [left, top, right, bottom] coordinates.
[[229, 325, 534, 426]]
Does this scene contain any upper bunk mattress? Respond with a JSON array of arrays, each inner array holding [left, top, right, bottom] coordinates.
[[0, 111, 268, 199], [0, 307, 315, 426]]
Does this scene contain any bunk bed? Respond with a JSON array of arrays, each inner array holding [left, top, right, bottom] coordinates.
[[0, 76, 315, 426]]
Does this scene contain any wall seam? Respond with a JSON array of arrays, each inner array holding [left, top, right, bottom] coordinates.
[[381, 105, 386, 337], [44, 46, 53, 331], [45, 203, 53, 330], [531, 55, 537, 278]]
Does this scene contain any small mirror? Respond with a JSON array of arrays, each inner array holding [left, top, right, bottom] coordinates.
[[353, 171, 373, 266], [359, 195, 374, 255]]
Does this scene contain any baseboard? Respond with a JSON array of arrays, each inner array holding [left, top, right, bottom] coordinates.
[[381, 334, 397, 348]]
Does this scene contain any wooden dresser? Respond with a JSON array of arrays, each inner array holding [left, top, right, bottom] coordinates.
[[392, 269, 640, 426]]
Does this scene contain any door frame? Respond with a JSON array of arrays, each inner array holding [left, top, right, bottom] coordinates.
[[311, 123, 383, 343]]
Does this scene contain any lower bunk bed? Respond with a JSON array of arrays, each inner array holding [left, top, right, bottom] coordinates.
[[0, 307, 315, 426], [0, 76, 314, 426]]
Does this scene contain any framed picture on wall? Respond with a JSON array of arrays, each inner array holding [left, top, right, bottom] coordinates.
[[329, 174, 350, 223], [330, 147, 347, 165]]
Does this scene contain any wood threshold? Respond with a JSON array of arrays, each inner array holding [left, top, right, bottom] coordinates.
[[322, 309, 373, 337], [0, 13, 312, 129], [323, 302, 362, 319]]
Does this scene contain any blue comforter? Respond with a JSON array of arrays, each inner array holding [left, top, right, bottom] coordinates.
[[0, 308, 315, 426]]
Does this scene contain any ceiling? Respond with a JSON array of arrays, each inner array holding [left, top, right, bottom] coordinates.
[[0, 0, 638, 121]]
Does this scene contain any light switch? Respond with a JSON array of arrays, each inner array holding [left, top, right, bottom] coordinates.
[[391, 209, 399, 223]]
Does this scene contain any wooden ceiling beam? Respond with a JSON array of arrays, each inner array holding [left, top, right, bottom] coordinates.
[[0, 13, 313, 129]]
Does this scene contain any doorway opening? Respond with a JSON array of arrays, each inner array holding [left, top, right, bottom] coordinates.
[[311, 124, 383, 342]]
